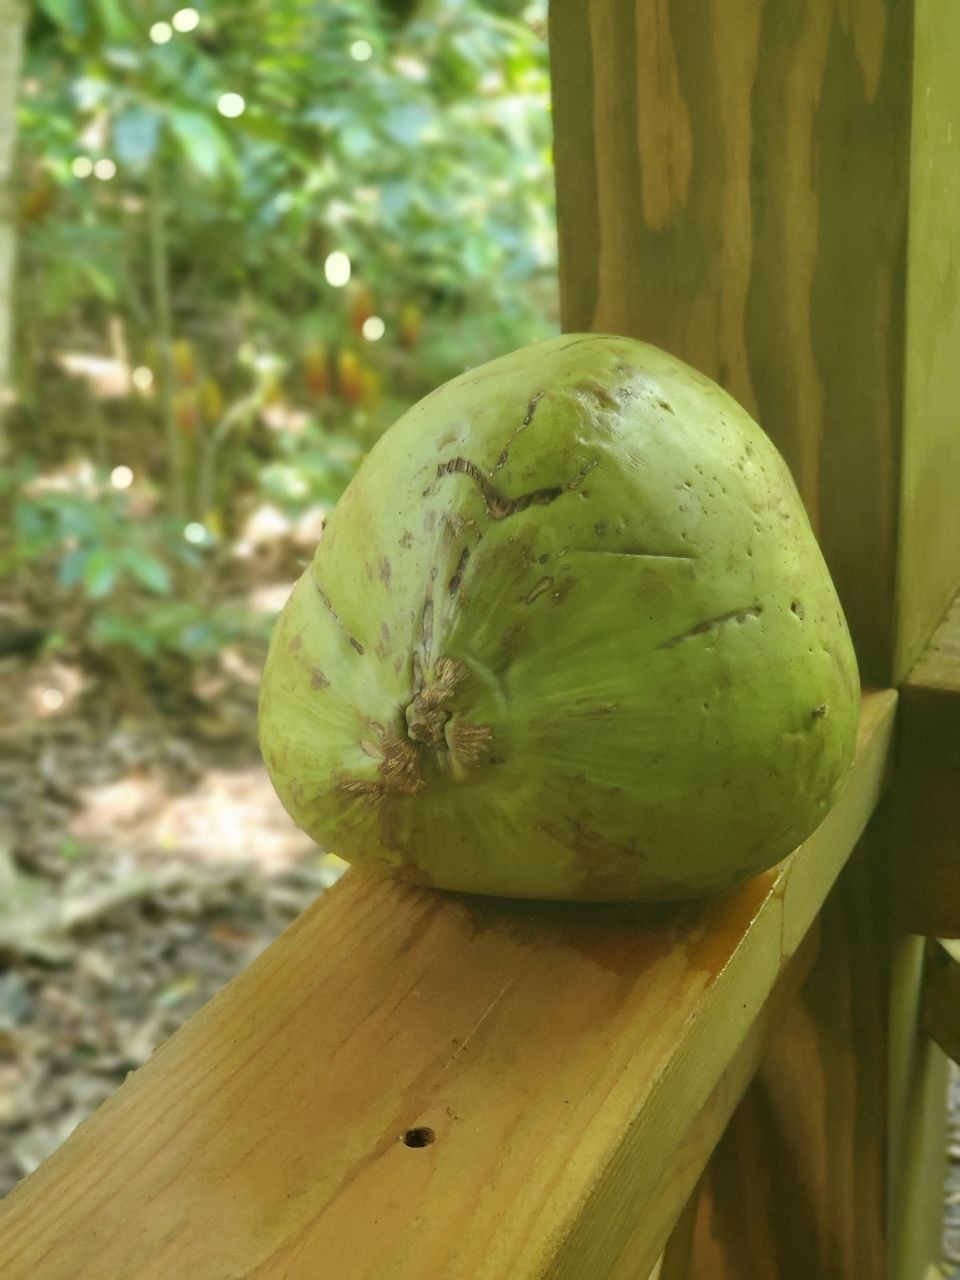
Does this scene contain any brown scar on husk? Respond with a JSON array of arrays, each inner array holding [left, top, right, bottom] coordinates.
[[313, 580, 341, 625], [437, 456, 598, 521], [573, 378, 620, 410], [524, 576, 554, 604], [313, 579, 365, 655], [420, 597, 435, 668], [659, 605, 763, 649], [570, 546, 694, 561], [311, 668, 329, 690], [378, 557, 392, 586], [448, 546, 470, 596], [492, 391, 545, 473], [552, 576, 576, 604], [443, 513, 481, 542]]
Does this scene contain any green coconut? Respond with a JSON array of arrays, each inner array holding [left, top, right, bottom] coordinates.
[[259, 334, 860, 902]]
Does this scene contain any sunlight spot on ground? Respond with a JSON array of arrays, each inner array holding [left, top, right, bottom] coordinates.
[[57, 353, 129, 398], [260, 403, 310, 433], [110, 465, 134, 491], [247, 582, 295, 617], [93, 159, 117, 181], [71, 766, 317, 873], [219, 646, 262, 685], [149, 21, 173, 44], [362, 315, 385, 341], [232, 505, 291, 564], [24, 459, 97, 497], [350, 40, 373, 63], [71, 156, 93, 178]]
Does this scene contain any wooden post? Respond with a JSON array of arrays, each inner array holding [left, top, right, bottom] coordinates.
[[550, 1, 960, 1275], [551, 0, 960, 689]]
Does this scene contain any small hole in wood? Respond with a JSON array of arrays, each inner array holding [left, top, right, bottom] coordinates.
[[402, 1126, 436, 1148]]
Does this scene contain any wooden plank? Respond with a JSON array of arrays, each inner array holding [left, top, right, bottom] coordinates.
[[894, 590, 960, 937], [550, 5, 959, 1275], [922, 939, 960, 1064], [653, 819, 949, 1280], [888, 934, 950, 1280], [897, 1, 960, 678], [909, 590, 960, 693], [0, 691, 894, 1280], [580, 925, 820, 1280], [550, 0, 913, 686], [685, 828, 892, 1277]]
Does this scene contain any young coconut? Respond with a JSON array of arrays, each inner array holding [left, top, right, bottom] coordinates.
[[259, 334, 860, 902]]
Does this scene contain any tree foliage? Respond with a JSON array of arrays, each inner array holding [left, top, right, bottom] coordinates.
[[18, 0, 555, 369], [6, 0, 557, 673]]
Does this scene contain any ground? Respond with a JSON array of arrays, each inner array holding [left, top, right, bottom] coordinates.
[[0, 640, 344, 1193]]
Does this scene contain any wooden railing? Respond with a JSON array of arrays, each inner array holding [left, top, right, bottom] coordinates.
[[0, 693, 895, 1278]]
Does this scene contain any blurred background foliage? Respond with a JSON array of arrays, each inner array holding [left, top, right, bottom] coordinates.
[[0, 7, 556, 1186], [4, 0, 556, 685]]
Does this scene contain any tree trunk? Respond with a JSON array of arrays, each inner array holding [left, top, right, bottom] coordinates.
[[0, 0, 26, 460]]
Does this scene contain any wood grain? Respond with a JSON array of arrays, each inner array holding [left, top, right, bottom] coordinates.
[[685, 821, 892, 1279], [551, 0, 960, 687], [897, 2, 960, 678], [0, 692, 894, 1280], [887, 929, 950, 1280], [894, 589, 960, 937], [923, 939, 960, 1065]]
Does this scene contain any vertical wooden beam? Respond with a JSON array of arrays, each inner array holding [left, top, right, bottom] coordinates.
[[898, 5, 960, 677], [551, 0, 913, 686], [552, 0, 959, 689], [685, 829, 892, 1278], [550, 2, 959, 1274], [894, 592, 960, 939]]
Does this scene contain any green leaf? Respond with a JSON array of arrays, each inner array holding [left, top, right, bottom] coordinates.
[[383, 104, 431, 147], [113, 105, 162, 170], [91, 612, 159, 658], [76, 259, 120, 303], [380, 180, 413, 216], [37, 0, 87, 33], [95, 0, 136, 41], [82, 549, 120, 599], [169, 109, 234, 178], [58, 547, 87, 589], [123, 550, 171, 595], [71, 77, 112, 111], [339, 123, 376, 158]]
